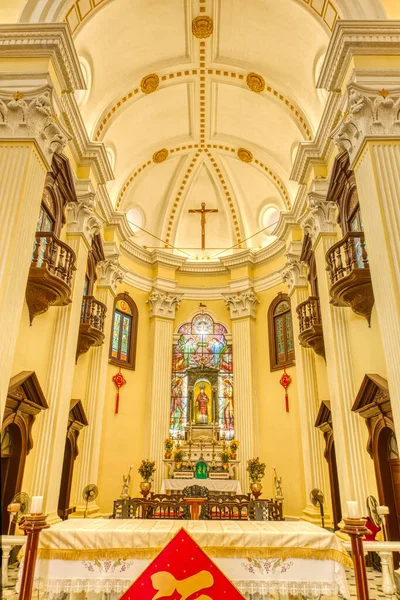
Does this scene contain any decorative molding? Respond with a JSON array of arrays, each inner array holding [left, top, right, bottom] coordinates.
[[332, 84, 400, 166], [0, 23, 85, 93], [281, 241, 308, 294], [147, 288, 182, 320], [0, 87, 69, 167], [237, 147, 253, 163], [153, 148, 169, 163], [97, 258, 125, 294], [300, 178, 337, 245], [318, 20, 400, 92], [224, 288, 259, 320], [140, 74, 159, 94], [246, 72, 265, 93], [192, 16, 213, 38], [67, 190, 104, 247]]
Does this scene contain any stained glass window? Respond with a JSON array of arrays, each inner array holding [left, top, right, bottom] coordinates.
[[170, 312, 234, 440], [268, 294, 295, 370], [34, 204, 54, 267], [109, 294, 138, 370]]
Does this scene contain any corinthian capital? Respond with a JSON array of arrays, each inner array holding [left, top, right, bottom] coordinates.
[[147, 288, 182, 319], [0, 87, 69, 167], [67, 183, 104, 247], [280, 241, 307, 294], [97, 257, 125, 294], [224, 288, 258, 320], [300, 179, 337, 246], [333, 84, 400, 165]]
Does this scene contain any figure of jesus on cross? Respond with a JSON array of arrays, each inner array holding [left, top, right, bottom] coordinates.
[[188, 202, 218, 250]]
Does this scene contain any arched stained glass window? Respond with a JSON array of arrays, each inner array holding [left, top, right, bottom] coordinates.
[[268, 293, 295, 371], [109, 293, 138, 370]]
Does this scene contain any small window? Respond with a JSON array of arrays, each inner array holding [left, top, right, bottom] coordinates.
[[109, 293, 138, 370], [268, 293, 295, 371], [37, 205, 54, 233]]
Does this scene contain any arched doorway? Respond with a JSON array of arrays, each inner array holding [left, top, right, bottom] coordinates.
[[1, 371, 48, 534]]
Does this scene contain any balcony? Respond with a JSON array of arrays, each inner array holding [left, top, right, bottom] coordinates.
[[76, 296, 107, 361], [26, 232, 76, 324], [297, 296, 325, 359], [326, 232, 374, 325]]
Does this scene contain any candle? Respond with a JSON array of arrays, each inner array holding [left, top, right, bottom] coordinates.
[[30, 496, 44, 514], [347, 500, 360, 519]]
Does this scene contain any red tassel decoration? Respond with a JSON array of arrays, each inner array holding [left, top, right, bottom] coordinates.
[[280, 366, 292, 413], [112, 368, 126, 415]]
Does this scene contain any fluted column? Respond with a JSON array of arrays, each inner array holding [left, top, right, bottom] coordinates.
[[0, 88, 68, 419], [334, 84, 400, 442], [72, 240, 124, 517], [302, 180, 370, 514], [147, 289, 182, 492], [224, 289, 259, 494], [30, 195, 102, 523], [281, 243, 330, 524]]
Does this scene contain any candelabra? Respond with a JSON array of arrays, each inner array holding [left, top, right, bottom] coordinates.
[[342, 501, 371, 600], [211, 421, 217, 467], [19, 496, 49, 600]]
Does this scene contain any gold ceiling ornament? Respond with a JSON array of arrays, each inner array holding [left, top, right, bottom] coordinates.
[[237, 148, 253, 163], [140, 73, 159, 94], [153, 148, 169, 164], [13, 91, 24, 100], [246, 72, 265, 93], [379, 89, 389, 98], [192, 16, 213, 38]]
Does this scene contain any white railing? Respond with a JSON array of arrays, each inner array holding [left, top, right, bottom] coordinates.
[[1, 535, 26, 589], [343, 540, 400, 597]]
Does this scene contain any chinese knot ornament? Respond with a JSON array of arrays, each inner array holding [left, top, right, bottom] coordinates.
[[279, 366, 292, 413], [112, 367, 126, 415]]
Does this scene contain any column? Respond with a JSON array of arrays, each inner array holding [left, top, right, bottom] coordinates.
[[301, 180, 369, 514], [30, 195, 102, 523], [72, 229, 124, 518], [281, 243, 331, 524], [334, 83, 400, 442], [224, 289, 259, 494], [0, 87, 68, 419], [147, 289, 182, 492]]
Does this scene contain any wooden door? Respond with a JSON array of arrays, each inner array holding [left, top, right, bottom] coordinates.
[[376, 428, 400, 541], [327, 439, 342, 530], [1, 424, 24, 534], [58, 437, 74, 519]]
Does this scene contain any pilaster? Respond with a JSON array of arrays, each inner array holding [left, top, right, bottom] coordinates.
[[146, 288, 182, 491], [304, 180, 370, 514], [281, 243, 331, 525], [224, 288, 259, 493]]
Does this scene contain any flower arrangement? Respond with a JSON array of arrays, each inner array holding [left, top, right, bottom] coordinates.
[[246, 457, 266, 483], [219, 449, 231, 464], [229, 440, 240, 452], [138, 459, 156, 482], [173, 445, 185, 462], [164, 438, 174, 452]]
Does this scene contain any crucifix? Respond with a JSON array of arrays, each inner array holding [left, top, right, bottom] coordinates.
[[188, 202, 218, 250]]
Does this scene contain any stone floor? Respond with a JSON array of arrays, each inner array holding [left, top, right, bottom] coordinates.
[[1, 564, 396, 599]]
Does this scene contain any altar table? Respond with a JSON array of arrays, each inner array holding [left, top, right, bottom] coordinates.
[[161, 477, 242, 494], [20, 519, 351, 598]]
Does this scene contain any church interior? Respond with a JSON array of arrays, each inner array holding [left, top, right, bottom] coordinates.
[[1, 0, 400, 598]]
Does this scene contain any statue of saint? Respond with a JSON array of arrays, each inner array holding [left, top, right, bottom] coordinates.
[[223, 379, 234, 430], [195, 384, 209, 424], [120, 465, 132, 500]]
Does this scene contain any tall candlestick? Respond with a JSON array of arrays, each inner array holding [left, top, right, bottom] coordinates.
[[30, 496, 43, 514], [347, 500, 360, 519]]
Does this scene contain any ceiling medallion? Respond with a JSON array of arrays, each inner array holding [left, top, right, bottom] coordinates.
[[237, 148, 253, 163], [140, 74, 159, 94], [192, 16, 213, 38], [153, 148, 169, 164], [246, 72, 265, 93]]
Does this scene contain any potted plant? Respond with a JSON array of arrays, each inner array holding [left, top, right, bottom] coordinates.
[[219, 449, 231, 470], [138, 459, 156, 498], [173, 445, 185, 470], [246, 457, 266, 499], [164, 438, 174, 459], [229, 440, 240, 460]]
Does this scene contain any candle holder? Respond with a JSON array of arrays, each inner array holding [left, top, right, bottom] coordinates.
[[19, 513, 50, 600], [341, 517, 371, 600]]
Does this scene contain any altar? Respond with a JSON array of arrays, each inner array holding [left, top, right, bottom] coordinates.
[[21, 519, 351, 598], [161, 477, 242, 494]]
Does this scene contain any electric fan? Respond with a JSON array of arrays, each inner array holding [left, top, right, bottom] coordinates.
[[82, 484, 99, 518], [310, 488, 325, 528]]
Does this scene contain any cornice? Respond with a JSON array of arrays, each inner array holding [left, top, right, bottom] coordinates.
[[318, 20, 400, 92], [290, 91, 342, 184], [0, 23, 85, 93]]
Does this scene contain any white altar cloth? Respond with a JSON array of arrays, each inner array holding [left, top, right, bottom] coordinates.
[[21, 519, 351, 598], [161, 477, 242, 494]]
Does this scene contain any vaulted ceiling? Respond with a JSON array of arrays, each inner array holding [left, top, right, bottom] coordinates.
[[15, 0, 393, 259]]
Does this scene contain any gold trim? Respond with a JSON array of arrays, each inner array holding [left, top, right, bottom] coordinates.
[[38, 545, 352, 567], [237, 148, 253, 163], [153, 148, 169, 163], [192, 16, 213, 38], [140, 74, 159, 94], [246, 72, 265, 93]]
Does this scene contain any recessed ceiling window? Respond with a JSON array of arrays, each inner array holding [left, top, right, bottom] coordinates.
[[74, 57, 91, 107], [127, 207, 144, 235], [261, 206, 280, 233]]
